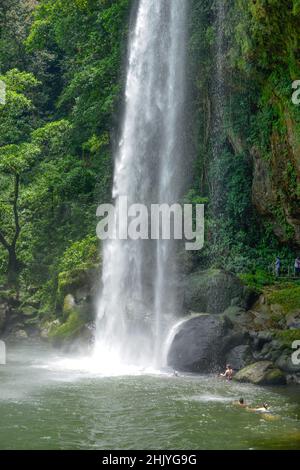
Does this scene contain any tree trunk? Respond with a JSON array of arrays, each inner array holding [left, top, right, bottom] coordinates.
[[0, 173, 21, 288], [7, 246, 19, 285]]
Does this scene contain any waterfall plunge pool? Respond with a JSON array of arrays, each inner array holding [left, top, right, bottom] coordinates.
[[0, 342, 299, 450]]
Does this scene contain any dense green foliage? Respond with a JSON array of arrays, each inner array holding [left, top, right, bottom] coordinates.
[[0, 0, 299, 318], [0, 0, 131, 310], [188, 0, 300, 274]]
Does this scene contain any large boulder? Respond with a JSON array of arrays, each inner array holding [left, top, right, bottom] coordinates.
[[167, 314, 246, 372], [276, 350, 300, 374], [183, 269, 257, 314], [234, 361, 286, 385], [226, 345, 253, 370]]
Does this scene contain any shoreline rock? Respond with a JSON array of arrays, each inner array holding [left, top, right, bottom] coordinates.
[[233, 361, 287, 385]]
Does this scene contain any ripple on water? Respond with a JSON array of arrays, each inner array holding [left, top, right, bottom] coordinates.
[[0, 344, 300, 450]]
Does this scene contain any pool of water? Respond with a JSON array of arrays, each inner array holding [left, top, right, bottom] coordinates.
[[0, 342, 299, 450]]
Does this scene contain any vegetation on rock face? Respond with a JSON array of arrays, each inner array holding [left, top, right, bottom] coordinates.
[[188, 0, 300, 274], [268, 284, 300, 313], [57, 235, 100, 301], [48, 309, 86, 345], [0, 0, 300, 337]]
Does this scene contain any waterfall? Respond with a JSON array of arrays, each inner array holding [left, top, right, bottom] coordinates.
[[94, 0, 188, 370], [211, 0, 226, 218]]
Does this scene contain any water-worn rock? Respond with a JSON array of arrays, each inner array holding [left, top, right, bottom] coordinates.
[[286, 311, 300, 330], [183, 269, 257, 314], [226, 345, 253, 370], [40, 320, 61, 339], [253, 337, 285, 363], [21, 305, 38, 317], [234, 361, 286, 385], [250, 331, 273, 352], [286, 374, 300, 384], [15, 329, 28, 339], [276, 351, 300, 374], [167, 314, 246, 372], [223, 306, 254, 329]]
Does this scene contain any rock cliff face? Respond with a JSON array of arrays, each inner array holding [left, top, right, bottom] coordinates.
[[252, 117, 300, 246], [183, 269, 257, 314]]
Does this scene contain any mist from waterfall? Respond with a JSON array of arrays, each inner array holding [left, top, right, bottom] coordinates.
[[211, 0, 226, 218], [94, 0, 188, 370]]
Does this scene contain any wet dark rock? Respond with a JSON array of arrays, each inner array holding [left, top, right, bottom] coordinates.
[[276, 351, 300, 374], [226, 345, 253, 370], [183, 269, 258, 314], [167, 314, 247, 372]]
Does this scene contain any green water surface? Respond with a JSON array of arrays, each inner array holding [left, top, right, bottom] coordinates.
[[0, 343, 299, 450]]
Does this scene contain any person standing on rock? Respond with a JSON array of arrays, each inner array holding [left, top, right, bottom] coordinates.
[[295, 257, 300, 277]]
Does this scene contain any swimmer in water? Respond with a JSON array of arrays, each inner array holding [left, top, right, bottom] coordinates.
[[248, 402, 280, 421], [250, 402, 270, 413], [173, 369, 179, 377], [234, 397, 248, 408]]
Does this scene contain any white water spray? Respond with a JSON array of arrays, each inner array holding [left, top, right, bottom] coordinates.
[[94, 0, 188, 371]]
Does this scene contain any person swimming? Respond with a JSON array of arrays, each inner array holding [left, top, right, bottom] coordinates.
[[238, 397, 247, 408], [249, 402, 271, 413], [233, 397, 248, 408]]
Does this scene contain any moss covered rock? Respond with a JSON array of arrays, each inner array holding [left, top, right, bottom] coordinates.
[[267, 286, 300, 314], [63, 294, 76, 315], [183, 269, 257, 314], [49, 310, 87, 346], [234, 361, 286, 385], [21, 305, 38, 317]]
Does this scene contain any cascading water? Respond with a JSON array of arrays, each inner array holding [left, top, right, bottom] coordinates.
[[211, 0, 226, 217], [94, 0, 188, 371]]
